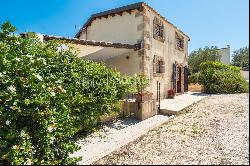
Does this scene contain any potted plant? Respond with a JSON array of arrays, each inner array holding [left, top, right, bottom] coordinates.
[[132, 74, 151, 103], [167, 89, 176, 99]]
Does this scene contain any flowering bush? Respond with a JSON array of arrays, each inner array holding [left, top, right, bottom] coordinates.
[[167, 89, 176, 98], [0, 22, 132, 165]]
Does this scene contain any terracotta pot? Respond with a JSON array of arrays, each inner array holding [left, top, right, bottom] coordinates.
[[135, 92, 153, 102]]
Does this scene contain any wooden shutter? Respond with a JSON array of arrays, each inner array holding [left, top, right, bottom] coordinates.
[[184, 66, 188, 92], [173, 63, 176, 91], [160, 61, 165, 73], [153, 55, 157, 74], [161, 25, 164, 39]]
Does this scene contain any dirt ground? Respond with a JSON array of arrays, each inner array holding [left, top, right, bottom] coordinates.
[[94, 93, 249, 165]]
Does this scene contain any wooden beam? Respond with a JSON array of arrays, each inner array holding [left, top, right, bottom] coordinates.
[[126, 10, 132, 14], [138, 6, 144, 12], [118, 11, 123, 16]]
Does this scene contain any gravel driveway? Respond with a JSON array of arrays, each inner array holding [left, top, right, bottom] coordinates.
[[94, 93, 249, 165]]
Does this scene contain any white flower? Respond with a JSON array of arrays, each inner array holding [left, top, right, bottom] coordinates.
[[0, 71, 6, 77], [15, 57, 21, 62], [31, 149, 36, 155], [55, 80, 62, 84], [8, 86, 16, 92], [50, 91, 56, 96], [33, 74, 43, 81], [50, 136, 55, 144], [24, 158, 32, 165], [20, 130, 27, 137], [57, 44, 68, 52], [24, 54, 32, 59], [6, 120, 10, 126], [12, 145, 17, 149]]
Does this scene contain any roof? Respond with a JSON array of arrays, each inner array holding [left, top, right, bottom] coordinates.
[[75, 2, 190, 40], [43, 35, 141, 50]]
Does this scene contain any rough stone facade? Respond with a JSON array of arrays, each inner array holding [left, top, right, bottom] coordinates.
[[75, 2, 190, 100], [139, 5, 189, 99]]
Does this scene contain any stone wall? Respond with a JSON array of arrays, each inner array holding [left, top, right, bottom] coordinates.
[[100, 100, 157, 122], [140, 5, 189, 99]]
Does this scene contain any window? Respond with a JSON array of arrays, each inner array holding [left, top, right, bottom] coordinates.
[[175, 32, 184, 51], [156, 60, 164, 73], [153, 17, 164, 42], [176, 38, 184, 49], [153, 55, 165, 75]]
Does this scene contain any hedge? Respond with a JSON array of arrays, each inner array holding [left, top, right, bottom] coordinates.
[[0, 22, 134, 165], [199, 61, 249, 94], [188, 72, 201, 84]]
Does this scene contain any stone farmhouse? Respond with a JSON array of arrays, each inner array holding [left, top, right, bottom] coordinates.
[[44, 2, 190, 100]]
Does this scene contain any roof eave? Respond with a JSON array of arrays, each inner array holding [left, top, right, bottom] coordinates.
[[43, 35, 141, 50], [75, 2, 190, 41]]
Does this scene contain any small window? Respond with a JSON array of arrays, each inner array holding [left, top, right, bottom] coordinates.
[[156, 60, 164, 73], [153, 17, 164, 42], [175, 32, 184, 51], [153, 55, 165, 74], [176, 38, 184, 49]]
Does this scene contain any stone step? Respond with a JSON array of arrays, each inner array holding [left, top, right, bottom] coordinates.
[[159, 109, 178, 116]]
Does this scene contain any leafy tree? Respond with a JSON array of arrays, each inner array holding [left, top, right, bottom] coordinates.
[[231, 46, 249, 70], [0, 22, 134, 165], [188, 46, 221, 73]]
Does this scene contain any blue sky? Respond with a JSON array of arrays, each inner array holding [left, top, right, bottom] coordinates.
[[0, 0, 249, 56]]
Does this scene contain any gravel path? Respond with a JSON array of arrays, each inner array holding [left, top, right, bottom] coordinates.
[[94, 93, 249, 165]]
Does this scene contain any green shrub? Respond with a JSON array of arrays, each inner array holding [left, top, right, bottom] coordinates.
[[199, 61, 249, 94], [200, 61, 240, 72], [0, 22, 131, 165], [130, 73, 149, 93], [188, 72, 201, 84]]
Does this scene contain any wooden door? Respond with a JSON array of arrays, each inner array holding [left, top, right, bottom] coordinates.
[[177, 67, 182, 93]]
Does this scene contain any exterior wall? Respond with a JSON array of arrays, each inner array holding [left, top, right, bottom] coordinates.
[[70, 43, 142, 76], [142, 6, 189, 99], [79, 10, 144, 45], [72, 44, 104, 57], [77, 6, 189, 100], [219, 45, 230, 64], [240, 70, 249, 80], [103, 51, 142, 76]]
